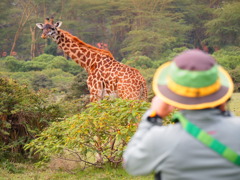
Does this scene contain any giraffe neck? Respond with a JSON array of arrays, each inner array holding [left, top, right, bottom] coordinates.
[[55, 29, 115, 73]]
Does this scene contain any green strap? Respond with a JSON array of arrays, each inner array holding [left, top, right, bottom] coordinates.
[[173, 112, 240, 166]]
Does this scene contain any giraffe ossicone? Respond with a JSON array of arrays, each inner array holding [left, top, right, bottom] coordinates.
[[36, 17, 148, 102]]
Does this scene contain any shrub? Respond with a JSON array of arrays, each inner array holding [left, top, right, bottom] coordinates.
[[25, 99, 150, 168], [47, 56, 82, 75], [229, 66, 240, 92], [3, 56, 24, 72], [65, 60, 82, 75], [0, 77, 64, 161], [213, 46, 240, 70], [20, 61, 48, 72], [32, 54, 55, 63], [44, 42, 58, 56], [47, 56, 69, 71], [9, 71, 35, 87], [31, 73, 53, 91], [122, 55, 153, 69], [65, 71, 89, 100]]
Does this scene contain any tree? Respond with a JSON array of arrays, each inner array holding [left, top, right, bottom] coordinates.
[[121, 0, 190, 59], [10, 0, 37, 55], [205, 1, 240, 47]]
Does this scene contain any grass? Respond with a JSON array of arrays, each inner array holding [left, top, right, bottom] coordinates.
[[1, 93, 240, 180], [0, 163, 152, 180]]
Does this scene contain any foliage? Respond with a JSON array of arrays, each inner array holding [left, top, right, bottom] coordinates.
[[0, 54, 81, 93], [65, 70, 89, 100], [213, 46, 240, 70], [0, 0, 239, 60], [47, 56, 70, 71], [31, 73, 53, 91], [0, 77, 64, 161], [211, 46, 240, 92], [122, 54, 153, 69], [205, 2, 240, 47], [44, 41, 58, 56], [21, 61, 47, 71], [3, 56, 24, 72], [32, 54, 55, 63], [31, 54, 82, 75], [25, 99, 151, 168]]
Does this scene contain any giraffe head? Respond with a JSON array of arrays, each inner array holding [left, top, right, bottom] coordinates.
[[36, 17, 62, 39]]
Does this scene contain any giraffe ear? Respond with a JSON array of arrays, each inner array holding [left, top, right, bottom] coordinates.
[[36, 23, 44, 29], [54, 21, 62, 28]]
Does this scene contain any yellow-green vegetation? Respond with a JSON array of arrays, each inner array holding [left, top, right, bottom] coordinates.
[[1, 94, 240, 179], [0, 164, 152, 180], [229, 93, 240, 116], [25, 99, 150, 168]]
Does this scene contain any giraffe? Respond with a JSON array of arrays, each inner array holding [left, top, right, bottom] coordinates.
[[36, 18, 147, 102]]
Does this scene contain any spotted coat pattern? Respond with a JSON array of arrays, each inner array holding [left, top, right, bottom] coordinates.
[[38, 22, 148, 101]]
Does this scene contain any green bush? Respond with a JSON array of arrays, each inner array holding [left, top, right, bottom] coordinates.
[[44, 42, 58, 56], [229, 66, 240, 92], [20, 61, 48, 72], [213, 46, 240, 70], [9, 71, 34, 86], [32, 54, 55, 63], [122, 55, 153, 69], [47, 56, 69, 71], [31, 73, 53, 91], [0, 77, 64, 161], [47, 56, 82, 75], [65, 71, 89, 100], [25, 99, 150, 168], [65, 60, 82, 75], [3, 56, 24, 72]]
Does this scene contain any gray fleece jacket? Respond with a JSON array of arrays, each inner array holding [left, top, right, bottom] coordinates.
[[123, 109, 240, 180]]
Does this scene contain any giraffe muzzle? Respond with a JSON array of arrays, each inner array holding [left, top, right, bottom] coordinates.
[[41, 34, 47, 39]]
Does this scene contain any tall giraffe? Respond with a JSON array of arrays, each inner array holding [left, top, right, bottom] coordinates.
[[36, 18, 147, 101]]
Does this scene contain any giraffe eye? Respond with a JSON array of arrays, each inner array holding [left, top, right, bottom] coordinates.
[[51, 28, 55, 30]]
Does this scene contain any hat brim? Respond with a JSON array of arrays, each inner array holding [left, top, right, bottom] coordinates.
[[153, 62, 234, 110]]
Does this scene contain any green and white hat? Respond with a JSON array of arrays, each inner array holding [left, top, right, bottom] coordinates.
[[153, 49, 234, 110]]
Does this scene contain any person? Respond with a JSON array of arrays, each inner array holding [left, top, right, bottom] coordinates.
[[123, 49, 240, 180]]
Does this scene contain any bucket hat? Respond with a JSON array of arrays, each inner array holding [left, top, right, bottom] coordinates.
[[152, 49, 234, 110]]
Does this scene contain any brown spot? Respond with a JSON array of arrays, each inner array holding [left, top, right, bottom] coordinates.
[[80, 48, 87, 53], [86, 58, 91, 66], [72, 55, 77, 59], [67, 44, 70, 47], [91, 53, 96, 58], [62, 43, 65, 47], [71, 48, 78, 53], [90, 64, 96, 72], [72, 44, 78, 48], [96, 54, 101, 60], [65, 38, 70, 43], [82, 56, 86, 62], [77, 51, 81, 57], [86, 51, 90, 57]]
